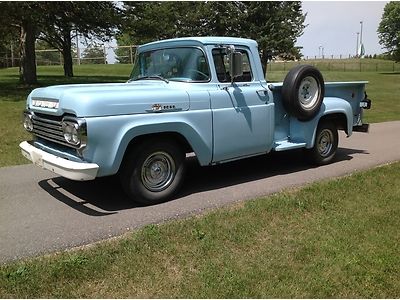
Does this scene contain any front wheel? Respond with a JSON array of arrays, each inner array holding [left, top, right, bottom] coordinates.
[[120, 140, 185, 205], [305, 121, 338, 165]]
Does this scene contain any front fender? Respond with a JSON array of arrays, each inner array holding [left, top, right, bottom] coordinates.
[[290, 97, 353, 148], [85, 110, 213, 177]]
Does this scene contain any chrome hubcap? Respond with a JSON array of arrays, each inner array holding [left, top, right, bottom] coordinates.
[[298, 76, 319, 109], [141, 152, 175, 192], [317, 129, 334, 157]]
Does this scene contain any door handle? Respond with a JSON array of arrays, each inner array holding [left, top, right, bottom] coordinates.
[[256, 89, 268, 96]]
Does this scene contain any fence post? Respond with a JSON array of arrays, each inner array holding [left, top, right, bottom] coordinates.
[[130, 45, 133, 64], [10, 42, 14, 67]]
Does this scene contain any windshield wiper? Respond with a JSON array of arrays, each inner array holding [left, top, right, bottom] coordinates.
[[130, 75, 169, 84]]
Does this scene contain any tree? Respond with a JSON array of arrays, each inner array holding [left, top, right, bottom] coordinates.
[[378, 1, 400, 62], [0, 2, 121, 82], [0, 2, 41, 84], [38, 2, 121, 76], [115, 33, 136, 64], [242, 2, 306, 63], [0, 23, 19, 68], [81, 45, 105, 64], [119, 1, 245, 44], [118, 1, 306, 63], [35, 40, 60, 65]]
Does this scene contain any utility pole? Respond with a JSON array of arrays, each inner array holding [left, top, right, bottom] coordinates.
[[356, 32, 359, 57], [103, 44, 107, 64], [360, 21, 363, 47]]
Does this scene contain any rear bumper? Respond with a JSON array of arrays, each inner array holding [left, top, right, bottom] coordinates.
[[20, 141, 99, 181], [353, 123, 370, 133]]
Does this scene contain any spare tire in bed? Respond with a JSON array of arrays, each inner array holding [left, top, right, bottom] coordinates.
[[281, 65, 325, 121]]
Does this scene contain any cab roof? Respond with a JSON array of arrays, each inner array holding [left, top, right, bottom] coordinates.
[[139, 36, 258, 51]]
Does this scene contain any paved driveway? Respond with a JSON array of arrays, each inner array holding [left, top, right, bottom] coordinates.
[[1, 121, 400, 263]]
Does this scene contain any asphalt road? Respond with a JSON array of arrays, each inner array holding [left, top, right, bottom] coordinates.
[[1, 121, 400, 263]]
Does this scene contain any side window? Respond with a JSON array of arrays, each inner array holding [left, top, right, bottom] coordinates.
[[212, 48, 253, 83]]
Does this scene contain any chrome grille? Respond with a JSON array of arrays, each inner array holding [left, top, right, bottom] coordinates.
[[31, 114, 71, 147]]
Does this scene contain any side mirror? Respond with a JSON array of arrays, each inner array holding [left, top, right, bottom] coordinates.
[[229, 51, 243, 82]]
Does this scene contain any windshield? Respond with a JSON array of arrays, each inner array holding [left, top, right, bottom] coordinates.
[[130, 47, 210, 82]]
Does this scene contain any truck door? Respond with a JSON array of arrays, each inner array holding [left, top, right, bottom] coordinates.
[[210, 47, 275, 163]]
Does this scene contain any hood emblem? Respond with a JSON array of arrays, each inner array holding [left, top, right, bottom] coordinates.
[[151, 104, 163, 112], [147, 103, 181, 113], [32, 98, 59, 109]]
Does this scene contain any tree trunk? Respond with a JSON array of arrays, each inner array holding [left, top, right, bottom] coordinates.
[[61, 30, 73, 77], [19, 21, 37, 84]]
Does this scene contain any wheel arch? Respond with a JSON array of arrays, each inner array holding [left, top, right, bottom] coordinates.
[[114, 123, 212, 175], [319, 112, 349, 134], [119, 132, 193, 172], [289, 98, 352, 149]]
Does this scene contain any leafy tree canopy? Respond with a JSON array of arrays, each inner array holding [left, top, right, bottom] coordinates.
[[117, 1, 306, 62], [0, 1, 121, 81], [378, 1, 400, 62]]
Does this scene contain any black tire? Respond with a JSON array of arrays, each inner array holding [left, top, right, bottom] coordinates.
[[305, 121, 338, 165], [119, 139, 186, 205], [282, 65, 325, 121]]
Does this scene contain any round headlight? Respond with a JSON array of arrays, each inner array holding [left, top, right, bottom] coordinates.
[[63, 124, 72, 142], [63, 122, 80, 145], [23, 114, 34, 132]]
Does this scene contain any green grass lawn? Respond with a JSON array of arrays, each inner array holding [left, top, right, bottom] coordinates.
[[268, 58, 400, 73], [1, 162, 399, 298], [0, 62, 399, 168]]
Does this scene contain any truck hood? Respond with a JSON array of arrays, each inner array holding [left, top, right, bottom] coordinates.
[[27, 81, 190, 117]]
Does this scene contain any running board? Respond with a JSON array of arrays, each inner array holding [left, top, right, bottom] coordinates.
[[274, 140, 306, 152]]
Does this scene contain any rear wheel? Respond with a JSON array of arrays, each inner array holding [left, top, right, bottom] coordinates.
[[306, 121, 338, 165], [120, 139, 185, 205]]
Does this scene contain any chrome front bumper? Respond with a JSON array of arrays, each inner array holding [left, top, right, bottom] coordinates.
[[20, 141, 99, 181]]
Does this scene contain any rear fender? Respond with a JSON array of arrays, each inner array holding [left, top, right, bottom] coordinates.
[[289, 97, 353, 148]]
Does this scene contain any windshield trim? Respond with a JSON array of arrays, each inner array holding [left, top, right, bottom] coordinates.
[[130, 46, 212, 84]]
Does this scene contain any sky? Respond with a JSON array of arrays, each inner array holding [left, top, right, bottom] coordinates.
[[296, 1, 388, 58]]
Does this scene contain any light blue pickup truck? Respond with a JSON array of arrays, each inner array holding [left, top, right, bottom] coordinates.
[[20, 37, 371, 205]]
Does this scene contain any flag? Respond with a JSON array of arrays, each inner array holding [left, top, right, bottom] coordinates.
[[358, 43, 365, 57]]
